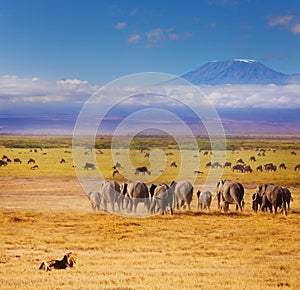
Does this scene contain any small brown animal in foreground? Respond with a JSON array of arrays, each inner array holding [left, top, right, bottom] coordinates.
[[39, 252, 77, 271]]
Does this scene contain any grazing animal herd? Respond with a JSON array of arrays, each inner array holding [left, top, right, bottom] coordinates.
[[0, 148, 297, 216], [87, 178, 292, 216]]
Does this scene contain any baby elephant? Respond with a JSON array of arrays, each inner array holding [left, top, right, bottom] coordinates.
[[196, 190, 212, 211]]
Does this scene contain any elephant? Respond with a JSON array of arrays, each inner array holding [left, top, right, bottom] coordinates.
[[216, 180, 244, 212], [99, 180, 121, 212], [87, 191, 101, 211], [196, 190, 212, 211], [149, 183, 174, 215], [121, 182, 150, 213], [255, 184, 286, 215], [251, 193, 272, 213], [282, 187, 292, 211], [170, 181, 193, 210]]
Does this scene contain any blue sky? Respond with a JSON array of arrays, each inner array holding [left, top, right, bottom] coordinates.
[[0, 0, 300, 84], [1, 0, 300, 134]]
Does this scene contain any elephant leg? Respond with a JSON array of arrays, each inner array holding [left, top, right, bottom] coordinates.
[[111, 199, 115, 212], [217, 193, 221, 209], [145, 199, 150, 212], [261, 195, 268, 212], [133, 199, 138, 213], [224, 202, 229, 213], [127, 199, 133, 213], [102, 200, 107, 212], [150, 199, 156, 214], [187, 201, 191, 211]]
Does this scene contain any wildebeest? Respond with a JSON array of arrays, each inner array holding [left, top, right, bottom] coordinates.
[[236, 158, 245, 164], [140, 147, 150, 153], [113, 161, 122, 169], [294, 164, 300, 171], [170, 161, 177, 168], [28, 158, 35, 164], [135, 166, 151, 175], [170, 181, 193, 210], [14, 158, 22, 164], [0, 160, 8, 167], [212, 162, 222, 168], [60, 158, 66, 164], [291, 151, 297, 155], [205, 161, 212, 167], [256, 165, 263, 172], [112, 170, 119, 177], [249, 156, 256, 162], [30, 165, 39, 170], [196, 190, 212, 210], [231, 164, 244, 172], [243, 165, 253, 173], [264, 163, 277, 172], [223, 162, 232, 168], [279, 162, 287, 170], [84, 162, 96, 170]]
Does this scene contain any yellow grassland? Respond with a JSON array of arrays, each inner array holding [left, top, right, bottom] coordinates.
[[0, 136, 299, 289]]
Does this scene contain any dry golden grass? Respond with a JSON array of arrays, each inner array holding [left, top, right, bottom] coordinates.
[[0, 177, 299, 289], [0, 136, 300, 289]]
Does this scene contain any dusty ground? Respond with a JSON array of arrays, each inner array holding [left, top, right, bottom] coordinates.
[[0, 177, 299, 289]]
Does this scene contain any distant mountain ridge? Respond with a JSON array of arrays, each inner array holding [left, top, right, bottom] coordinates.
[[180, 59, 300, 85]]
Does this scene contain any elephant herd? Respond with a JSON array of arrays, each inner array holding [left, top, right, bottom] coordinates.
[[88, 180, 193, 215], [87, 179, 292, 216]]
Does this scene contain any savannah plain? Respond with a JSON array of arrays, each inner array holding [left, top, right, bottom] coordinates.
[[0, 135, 300, 289]]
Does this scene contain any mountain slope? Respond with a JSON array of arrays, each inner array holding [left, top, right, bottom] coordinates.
[[181, 59, 297, 85]]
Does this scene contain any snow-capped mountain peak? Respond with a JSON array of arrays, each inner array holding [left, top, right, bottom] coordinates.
[[180, 59, 296, 85], [233, 59, 257, 63]]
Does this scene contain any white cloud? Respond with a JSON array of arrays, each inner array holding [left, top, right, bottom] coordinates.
[[115, 22, 127, 30], [1, 75, 300, 110], [145, 27, 174, 44], [200, 84, 300, 109], [168, 32, 192, 40], [0, 75, 98, 104], [128, 34, 140, 43], [267, 15, 300, 34], [291, 22, 300, 34], [267, 15, 295, 27]]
